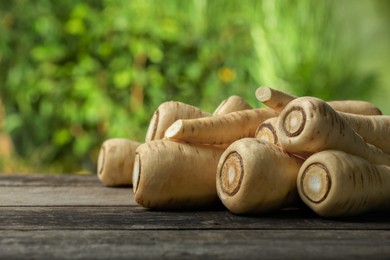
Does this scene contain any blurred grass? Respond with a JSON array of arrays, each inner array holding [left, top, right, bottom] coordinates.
[[0, 0, 389, 173], [348, 0, 390, 115]]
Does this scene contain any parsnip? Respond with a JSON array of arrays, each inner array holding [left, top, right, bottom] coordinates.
[[338, 112, 390, 154], [216, 138, 303, 214], [133, 140, 224, 209], [255, 86, 382, 115], [255, 86, 296, 113], [164, 108, 277, 146], [276, 97, 390, 166], [145, 101, 210, 142], [297, 150, 390, 217], [257, 87, 389, 152], [327, 100, 382, 116], [213, 95, 252, 115], [255, 117, 311, 160], [254, 117, 280, 145], [97, 138, 141, 186]]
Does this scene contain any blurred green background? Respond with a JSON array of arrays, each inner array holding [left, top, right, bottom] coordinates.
[[0, 0, 389, 174]]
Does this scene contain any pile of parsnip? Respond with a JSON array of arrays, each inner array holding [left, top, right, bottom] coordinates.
[[97, 87, 390, 218]]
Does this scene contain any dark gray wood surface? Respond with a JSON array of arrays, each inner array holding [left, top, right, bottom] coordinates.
[[1, 174, 389, 259]]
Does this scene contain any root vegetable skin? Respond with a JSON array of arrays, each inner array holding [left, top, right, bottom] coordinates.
[[145, 101, 210, 142], [255, 86, 296, 113], [328, 100, 382, 116], [338, 112, 390, 154], [298, 150, 390, 217], [216, 138, 303, 214], [164, 108, 277, 145], [255, 86, 382, 115], [97, 138, 141, 186], [276, 97, 390, 166], [132, 140, 224, 209], [213, 95, 253, 115]]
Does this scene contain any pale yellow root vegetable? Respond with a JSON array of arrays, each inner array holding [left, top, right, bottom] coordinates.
[[255, 86, 382, 115], [298, 150, 390, 217], [276, 96, 390, 166], [255, 86, 296, 113], [338, 112, 390, 154], [145, 101, 210, 142], [254, 117, 280, 145], [254, 118, 310, 160], [213, 95, 252, 115], [327, 100, 382, 115], [132, 140, 224, 209], [216, 138, 304, 214], [97, 138, 141, 186], [164, 108, 277, 146]]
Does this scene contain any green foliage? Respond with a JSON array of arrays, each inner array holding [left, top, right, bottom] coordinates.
[[0, 0, 387, 173]]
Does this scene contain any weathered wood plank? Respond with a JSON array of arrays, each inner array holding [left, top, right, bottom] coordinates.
[[1, 230, 389, 259], [0, 174, 101, 187], [1, 206, 389, 231], [0, 186, 135, 206], [1, 173, 390, 259]]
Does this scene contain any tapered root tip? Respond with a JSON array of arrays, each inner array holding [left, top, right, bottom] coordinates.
[[132, 154, 141, 193], [300, 163, 331, 203], [282, 107, 306, 137], [213, 99, 227, 115], [219, 152, 244, 196], [165, 120, 183, 139], [146, 111, 158, 141], [97, 146, 106, 175], [255, 86, 272, 102]]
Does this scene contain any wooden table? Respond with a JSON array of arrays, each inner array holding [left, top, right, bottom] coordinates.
[[1, 174, 389, 259]]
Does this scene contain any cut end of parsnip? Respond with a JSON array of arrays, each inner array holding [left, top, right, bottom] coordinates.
[[300, 163, 331, 203], [132, 153, 141, 194], [164, 120, 183, 139], [219, 152, 244, 196], [97, 146, 105, 175], [282, 107, 306, 137], [255, 86, 272, 102], [256, 123, 278, 145]]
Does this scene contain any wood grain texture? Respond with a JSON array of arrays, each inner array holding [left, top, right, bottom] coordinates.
[[1, 206, 390, 231], [0, 173, 101, 187], [1, 173, 390, 259], [0, 186, 135, 206], [1, 230, 389, 260]]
